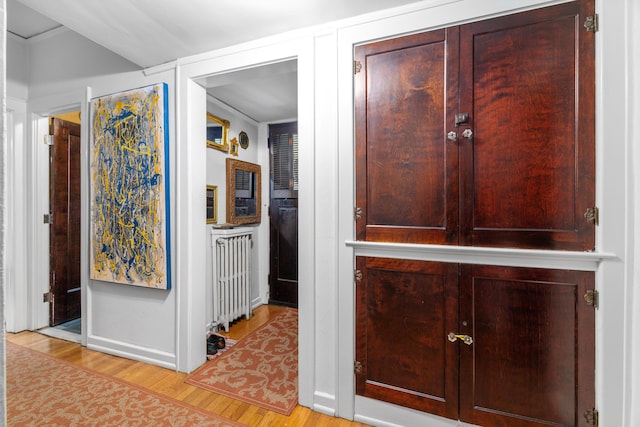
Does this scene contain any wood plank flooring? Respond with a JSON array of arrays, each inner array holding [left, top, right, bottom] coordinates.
[[6, 305, 369, 427]]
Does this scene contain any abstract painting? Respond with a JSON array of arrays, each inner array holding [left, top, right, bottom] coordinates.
[[89, 83, 171, 289]]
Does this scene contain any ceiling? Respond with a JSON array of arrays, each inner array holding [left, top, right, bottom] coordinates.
[[8, 0, 420, 122]]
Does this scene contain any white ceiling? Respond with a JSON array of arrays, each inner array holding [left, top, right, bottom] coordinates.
[[8, 0, 420, 122], [7, 0, 61, 39]]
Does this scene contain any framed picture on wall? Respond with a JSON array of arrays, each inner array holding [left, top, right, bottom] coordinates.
[[239, 131, 249, 149], [229, 137, 239, 156], [89, 83, 171, 290], [207, 113, 230, 152], [206, 185, 218, 224]]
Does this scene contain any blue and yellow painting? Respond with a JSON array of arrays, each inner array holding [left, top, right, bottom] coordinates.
[[90, 83, 171, 289]]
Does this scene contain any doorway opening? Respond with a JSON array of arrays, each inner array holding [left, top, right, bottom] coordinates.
[[202, 59, 298, 310], [39, 112, 82, 343], [268, 121, 298, 307]]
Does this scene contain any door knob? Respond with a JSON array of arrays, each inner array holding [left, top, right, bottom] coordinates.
[[462, 128, 473, 140], [447, 131, 457, 141], [448, 332, 473, 345]]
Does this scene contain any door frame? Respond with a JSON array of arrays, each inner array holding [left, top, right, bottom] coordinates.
[[48, 117, 83, 326], [178, 36, 314, 400], [25, 92, 87, 345]]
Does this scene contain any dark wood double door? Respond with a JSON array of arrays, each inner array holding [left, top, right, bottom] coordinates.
[[354, 1, 596, 426], [356, 259, 595, 426]]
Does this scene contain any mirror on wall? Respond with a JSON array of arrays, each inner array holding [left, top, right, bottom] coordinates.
[[226, 158, 261, 225], [206, 113, 230, 152]]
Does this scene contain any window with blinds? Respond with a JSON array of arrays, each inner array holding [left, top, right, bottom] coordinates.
[[269, 122, 298, 198]]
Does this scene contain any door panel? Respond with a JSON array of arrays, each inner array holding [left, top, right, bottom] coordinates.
[[49, 118, 82, 326], [355, 28, 459, 244], [355, 257, 459, 419], [269, 203, 298, 306], [459, 1, 595, 250], [459, 265, 595, 426], [269, 122, 298, 307]]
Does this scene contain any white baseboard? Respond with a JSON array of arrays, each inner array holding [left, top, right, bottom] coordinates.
[[313, 391, 336, 416], [87, 334, 177, 370], [355, 396, 477, 427]]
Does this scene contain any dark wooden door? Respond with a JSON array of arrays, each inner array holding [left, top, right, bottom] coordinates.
[[355, 28, 460, 244], [353, 0, 596, 425], [459, 0, 596, 250], [459, 265, 595, 427], [49, 117, 82, 326], [355, 257, 459, 419], [269, 122, 298, 307]]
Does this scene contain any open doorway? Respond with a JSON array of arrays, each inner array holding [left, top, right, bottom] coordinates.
[[39, 112, 82, 343], [268, 121, 298, 307], [202, 59, 298, 309]]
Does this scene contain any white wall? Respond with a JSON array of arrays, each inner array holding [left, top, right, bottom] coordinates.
[[205, 97, 260, 225], [1, 0, 7, 423], [204, 97, 264, 327], [7, 27, 183, 369], [83, 70, 178, 368], [28, 28, 140, 99], [627, 0, 640, 425], [5, 99, 27, 333], [7, 34, 27, 100]]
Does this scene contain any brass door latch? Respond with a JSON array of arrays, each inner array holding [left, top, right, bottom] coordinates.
[[448, 332, 473, 345]]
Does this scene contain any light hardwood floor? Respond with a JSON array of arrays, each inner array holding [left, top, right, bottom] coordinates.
[[6, 305, 370, 427]]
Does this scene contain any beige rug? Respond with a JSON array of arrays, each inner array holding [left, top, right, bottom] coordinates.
[[186, 308, 298, 415], [6, 341, 246, 427]]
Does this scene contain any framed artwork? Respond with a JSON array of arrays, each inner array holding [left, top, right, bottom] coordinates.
[[229, 137, 239, 156], [89, 83, 171, 290], [226, 158, 261, 225], [206, 185, 218, 224], [238, 131, 249, 149], [207, 113, 230, 152]]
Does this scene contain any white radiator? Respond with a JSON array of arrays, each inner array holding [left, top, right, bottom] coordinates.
[[211, 228, 252, 332]]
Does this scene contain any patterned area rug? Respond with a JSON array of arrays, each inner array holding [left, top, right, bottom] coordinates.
[[6, 342, 245, 427], [186, 308, 298, 415]]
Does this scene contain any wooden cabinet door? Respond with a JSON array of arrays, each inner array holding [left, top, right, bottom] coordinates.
[[459, 265, 595, 426], [355, 0, 595, 251], [459, 1, 595, 250], [355, 257, 459, 419], [355, 28, 460, 244]]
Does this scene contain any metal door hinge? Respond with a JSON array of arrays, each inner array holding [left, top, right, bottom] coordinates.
[[584, 290, 599, 309], [43, 292, 52, 303], [584, 408, 599, 426], [354, 60, 362, 74], [584, 207, 599, 225], [584, 15, 598, 33], [354, 360, 363, 374], [354, 207, 362, 221], [354, 270, 363, 282], [43, 213, 53, 224], [44, 135, 54, 146]]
